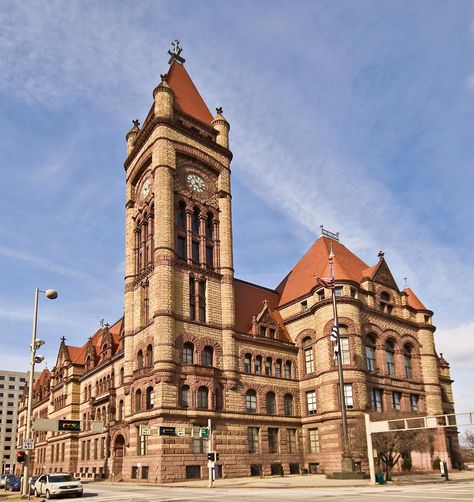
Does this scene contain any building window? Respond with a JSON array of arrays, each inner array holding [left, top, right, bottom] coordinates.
[[181, 385, 190, 408], [284, 361, 292, 379], [193, 437, 209, 454], [146, 345, 153, 367], [192, 207, 200, 234], [334, 286, 343, 297], [265, 357, 273, 376], [301, 300, 308, 311], [120, 367, 124, 385], [371, 388, 383, 412], [268, 428, 279, 453], [308, 428, 320, 453], [317, 289, 325, 302], [404, 344, 413, 379], [380, 291, 393, 314], [202, 346, 213, 367], [385, 339, 396, 375], [344, 384, 353, 409], [197, 386, 208, 410], [135, 389, 142, 412], [189, 277, 196, 320], [177, 235, 186, 259], [350, 287, 358, 298], [192, 240, 200, 263], [183, 342, 194, 364], [205, 212, 213, 239], [246, 390, 257, 413], [118, 400, 124, 421], [303, 337, 314, 374], [247, 427, 259, 453], [391, 391, 401, 410], [410, 394, 419, 411], [266, 392, 276, 415], [306, 390, 317, 415], [365, 334, 376, 372], [284, 394, 294, 416], [244, 354, 252, 373], [205, 245, 213, 268], [275, 359, 282, 378], [198, 281, 206, 322], [340, 337, 350, 365], [287, 429, 297, 453], [137, 350, 144, 369], [146, 387, 154, 410], [137, 430, 147, 456], [255, 356, 262, 375], [177, 201, 186, 229]]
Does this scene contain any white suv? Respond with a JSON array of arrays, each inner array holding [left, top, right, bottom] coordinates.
[[34, 473, 83, 499]]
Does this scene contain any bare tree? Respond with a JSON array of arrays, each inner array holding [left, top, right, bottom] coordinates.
[[460, 430, 474, 462]]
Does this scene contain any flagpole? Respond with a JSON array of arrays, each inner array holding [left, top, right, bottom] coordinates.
[[328, 246, 352, 470]]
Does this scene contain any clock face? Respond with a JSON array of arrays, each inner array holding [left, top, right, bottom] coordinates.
[[140, 179, 151, 199], [187, 173, 206, 193]]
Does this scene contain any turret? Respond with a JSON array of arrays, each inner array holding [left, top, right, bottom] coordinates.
[[125, 120, 140, 156], [212, 107, 230, 148], [153, 75, 174, 119]]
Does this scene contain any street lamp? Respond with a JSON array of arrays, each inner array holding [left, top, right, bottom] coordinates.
[[22, 288, 58, 497]]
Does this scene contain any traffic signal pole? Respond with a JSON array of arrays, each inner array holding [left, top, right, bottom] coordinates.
[[208, 418, 213, 488]]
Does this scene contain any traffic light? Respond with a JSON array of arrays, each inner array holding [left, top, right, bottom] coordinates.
[[16, 451, 26, 463], [207, 451, 219, 462]]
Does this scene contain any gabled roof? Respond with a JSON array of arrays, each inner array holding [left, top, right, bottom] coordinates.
[[234, 279, 280, 334], [404, 287, 427, 310], [276, 237, 370, 306], [166, 61, 213, 124]]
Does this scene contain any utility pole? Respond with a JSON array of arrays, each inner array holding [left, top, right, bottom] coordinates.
[[208, 418, 213, 488]]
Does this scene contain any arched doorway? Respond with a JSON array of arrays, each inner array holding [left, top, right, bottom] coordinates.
[[112, 434, 125, 478]]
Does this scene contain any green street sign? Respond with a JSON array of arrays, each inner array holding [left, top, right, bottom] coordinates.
[[199, 427, 209, 439]]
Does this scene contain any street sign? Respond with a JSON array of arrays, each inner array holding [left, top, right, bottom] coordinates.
[[176, 427, 185, 437], [199, 427, 209, 439], [139, 425, 151, 436], [23, 440, 35, 450], [159, 426, 176, 436], [58, 420, 81, 432]]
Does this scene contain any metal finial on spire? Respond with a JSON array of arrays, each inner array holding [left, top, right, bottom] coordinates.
[[378, 250, 385, 259], [99, 318, 105, 327], [216, 106, 223, 115], [168, 39, 185, 65]]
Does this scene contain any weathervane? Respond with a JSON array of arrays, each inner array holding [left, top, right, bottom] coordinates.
[[168, 39, 185, 65]]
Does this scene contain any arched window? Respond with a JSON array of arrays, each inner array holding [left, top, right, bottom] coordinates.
[[181, 385, 190, 408], [118, 400, 124, 421], [246, 390, 257, 413], [265, 357, 273, 376], [265, 392, 276, 415], [202, 346, 213, 367], [183, 342, 194, 364], [284, 394, 294, 416], [244, 353, 252, 373], [146, 344, 153, 367], [338, 325, 350, 365], [135, 389, 142, 412], [177, 201, 186, 229], [192, 207, 200, 234], [404, 343, 413, 378], [284, 360, 292, 379], [205, 212, 213, 239], [146, 386, 154, 410], [303, 337, 314, 374], [120, 367, 124, 385], [385, 338, 396, 375], [275, 359, 282, 378], [365, 333, 377, 372], [197, 386, 208, 409], [255, 355, 262, 375], [137, 350, 144, 369]]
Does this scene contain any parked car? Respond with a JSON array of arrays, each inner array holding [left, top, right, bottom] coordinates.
[[5, 475, 21, 491], [29, 476, 39, 494], [34, 473, 83, 499]]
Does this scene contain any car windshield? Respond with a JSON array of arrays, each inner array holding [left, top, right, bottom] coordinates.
[[49, 475, 75, 483]]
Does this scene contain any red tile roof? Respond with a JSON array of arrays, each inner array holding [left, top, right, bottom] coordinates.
[[404, 287, 427, 310], [234, 279, 280, 334], [166, 61, 213, 124], [276, 237, 370, 306]]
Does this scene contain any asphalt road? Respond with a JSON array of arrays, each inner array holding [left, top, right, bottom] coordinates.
[[75, 481, 474, 501]]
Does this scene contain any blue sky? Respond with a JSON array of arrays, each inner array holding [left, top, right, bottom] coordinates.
[[1, 1, 473, 417]]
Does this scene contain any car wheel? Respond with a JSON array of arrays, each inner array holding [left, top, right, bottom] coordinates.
[[45, 489, 51, 499]]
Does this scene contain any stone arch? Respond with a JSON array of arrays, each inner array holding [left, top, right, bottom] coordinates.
[[323, 316, 358, 336], [195, 337, 223, 366], [295, 328, 316, 345]]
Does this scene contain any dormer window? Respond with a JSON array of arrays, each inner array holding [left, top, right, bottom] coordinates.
[[379, 291, 393, 314], [317, 290, 325, 302], [301, 300, 308, 311], [334, 286, 343, 297]]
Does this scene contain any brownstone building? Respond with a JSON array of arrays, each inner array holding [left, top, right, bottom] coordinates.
[[17, 48, 461, 482]]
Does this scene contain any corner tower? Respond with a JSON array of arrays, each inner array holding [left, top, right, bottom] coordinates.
[[122, 45, 236, 472]]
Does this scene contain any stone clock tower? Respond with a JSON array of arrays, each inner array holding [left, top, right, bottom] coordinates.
[[121, 45, 238, 475]]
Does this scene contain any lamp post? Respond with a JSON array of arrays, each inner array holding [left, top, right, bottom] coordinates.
[[21, 288, 58, 497]]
